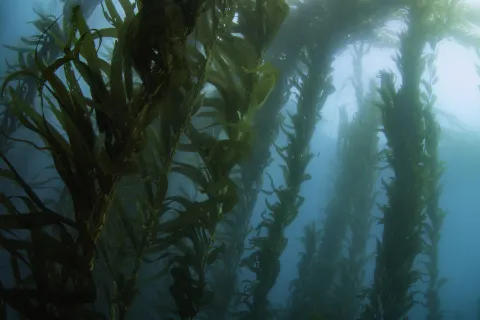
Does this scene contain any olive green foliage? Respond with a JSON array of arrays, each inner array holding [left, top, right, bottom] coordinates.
[[198, 2, 301, 317], [237, 0, 412, 318], [288, 222, 321, 319], [360, 1, 480, 318], [237, 1, 437, 319], [238, 9, 336, 319], [287, 42, 380, 320], [421, 50, 446, 320], [328, 48, 381, 320], [0, 10, 64, 155], [2, 0, 480, 319], [0, 0, 288, 318], [361, 4, 433, 319], [310, 45, 372, 318]]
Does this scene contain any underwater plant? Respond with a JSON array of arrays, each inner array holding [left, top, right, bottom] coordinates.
[[238, 12, 336, 317], [288, 221, 321, 319], [327, 45, 381, 320], [287, 42, 380, 320], [360, 2, 441, 318], [360, 1, 480, 319], [2, 0, 480, 319], [421, 49, 447, 320], [0, 0, 288, 318], [360, 5, 430, 320], [91, 0, 289, 318], [237, 1, 429, 319]]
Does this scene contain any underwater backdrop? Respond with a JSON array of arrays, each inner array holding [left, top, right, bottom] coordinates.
[[1, 0, 480, 319]]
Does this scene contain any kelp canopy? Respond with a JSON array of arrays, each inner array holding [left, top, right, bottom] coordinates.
[[1, 0, 480, 319]]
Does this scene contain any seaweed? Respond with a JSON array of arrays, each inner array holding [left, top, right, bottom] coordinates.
[[359, 1, 480, 319], [238, 26, 334, 320], [360, 3, 434, 319], [2, 0, 479, 319], [288, 222, 321, 320], [0, 0, 286, 317], [326, 45, 381, 320], [421, 49, 446, 320], [88, 0, 288, 319]]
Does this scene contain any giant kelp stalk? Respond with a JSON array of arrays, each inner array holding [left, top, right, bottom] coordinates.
[[287, 221, 320, 319], [360, 0, 479, 317], [239, 33, 335, 320], [288, 43, 379, 320], [361, 4, 430, 319], [307, 44, 372, 318], [327, 46, 380, 320], [421, 50, 446, 320], [0, 0, 215, 317]]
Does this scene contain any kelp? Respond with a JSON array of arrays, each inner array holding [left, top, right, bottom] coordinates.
[[361, 3, 431, 319], [2, 0, 479, 319], [238, 16, 335, 320], [92, 0, 288, 319], [0, 8, 66, 155], [325, 45, 380, 320], [359, 1, 480, 318], [421, 49, 446, 320], [287, 43, 380, 320], [240, 0, 406, 241], [0, 0, 217, 317], [287, 222, 321, 320]]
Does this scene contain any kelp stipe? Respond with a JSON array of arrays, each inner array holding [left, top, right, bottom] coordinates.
[[279, 0, 402, 318], [325, 44, 380, 320], [288, 221, 321, 319], [422, 49, 446, 320], [287, 42, 380, 320], [238, 28, 334, 320], [359, 1, 480, 318], [360, 4, 432, 319]]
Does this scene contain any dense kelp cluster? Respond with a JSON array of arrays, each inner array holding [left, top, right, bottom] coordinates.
[[287, 42, 380, 320], [237, 1, 415, 319], [0, 0, 288, 318], [1, 0, 480, 319]]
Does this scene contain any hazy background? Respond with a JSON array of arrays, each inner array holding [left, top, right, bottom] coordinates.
[[1, 0, 480, 318]]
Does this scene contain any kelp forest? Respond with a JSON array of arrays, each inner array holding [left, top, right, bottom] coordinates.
[[1, 0, 480, 319]]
